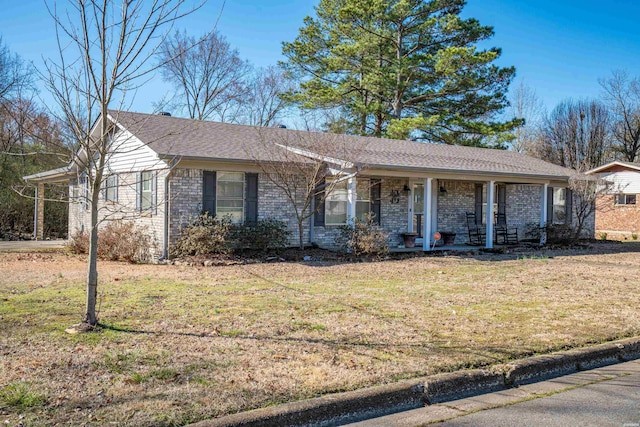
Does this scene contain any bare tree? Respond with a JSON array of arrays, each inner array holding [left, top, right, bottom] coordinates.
[[568, 173, 610, 240], [541, 99, 611, 172], [0, 37, 34, 102], [509, 80, 545, 153], [246, 128, 364, 249], [599, 70, 640, 162], [43, 0, 205, 327], [159, 29, 250, 121], [241, 65, 293, 127]]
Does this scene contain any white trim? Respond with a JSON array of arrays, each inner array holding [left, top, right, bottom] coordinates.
[[485, 181, 495, 248], [347, 176, 357, 225], [541, 183, 549, 227], [423, 178, 433, 251], [275, 143, 354, 169], [586, 161, 640, 174]]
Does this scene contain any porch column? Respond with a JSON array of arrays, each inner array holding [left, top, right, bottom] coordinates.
[[485, 181, 495, 248], [347, 176, 357, 224], [34, 182, 45, 240], [422, 177, 433, 251], [540, 183, 549, 245], [540, 183, 549, 227]]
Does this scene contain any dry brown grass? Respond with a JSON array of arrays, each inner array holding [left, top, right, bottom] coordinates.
[[1, 243, 639, 426]]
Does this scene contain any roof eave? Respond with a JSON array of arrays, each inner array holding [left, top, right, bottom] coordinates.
[[364, 163, 571, 181], [586, 161, 640, 174], [23, 166, 75, 183]]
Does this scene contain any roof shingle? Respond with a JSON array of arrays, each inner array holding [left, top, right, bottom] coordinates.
[[109, 110, 574, 180]]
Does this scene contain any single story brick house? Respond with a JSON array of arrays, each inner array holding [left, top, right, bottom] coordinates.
[[24, 111, 591, 257], [587, 160, 640, 237]]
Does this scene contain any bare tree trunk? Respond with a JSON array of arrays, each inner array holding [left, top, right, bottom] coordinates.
[[84, 209, 99, 325], [298, 219, 305, 250]]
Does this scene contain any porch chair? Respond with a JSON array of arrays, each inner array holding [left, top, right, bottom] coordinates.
[[465, 212, 486, 245], [494, 212, 518, 244]]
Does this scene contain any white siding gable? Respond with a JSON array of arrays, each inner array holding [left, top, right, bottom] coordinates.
[[105, 128, 168, 173], [602, 170, 640, 194]]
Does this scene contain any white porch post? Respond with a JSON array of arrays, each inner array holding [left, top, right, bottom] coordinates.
[[422, 177, 433, 251], [485, 181, 495, 248], [541, 183, 549, 227], [540, 183, 549, 245], [347, 176, 357, 224]]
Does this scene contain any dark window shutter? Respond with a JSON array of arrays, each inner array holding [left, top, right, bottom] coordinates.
[[136, 172, 142, 211], [370, 178, 381, 225], [474, 183, 483, 224], [565, 188, 573, 224], [245, 173, 258, 225], [152, 172, 158, 215], [497, 184, 506, 216], [203, 171, 216, 216], [314, 178, 325, 227], [546, 186, 554, 223]]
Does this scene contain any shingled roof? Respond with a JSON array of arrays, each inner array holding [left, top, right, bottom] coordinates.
[[109, 110, 574, 180]]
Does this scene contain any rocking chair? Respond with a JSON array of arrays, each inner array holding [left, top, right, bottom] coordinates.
[[494, 212, 518, 244], [465, 212, 486, 245]]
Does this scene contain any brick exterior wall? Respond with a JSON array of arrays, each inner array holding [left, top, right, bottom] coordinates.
[[168, 168, 203, 244], [437, 181, 476, 242], [69, 167, 595, 256], [595, 194, 640, 236]]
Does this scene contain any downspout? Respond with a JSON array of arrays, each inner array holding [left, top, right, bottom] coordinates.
[[309, 196, 315, 246], [162, 171, 170, 260]]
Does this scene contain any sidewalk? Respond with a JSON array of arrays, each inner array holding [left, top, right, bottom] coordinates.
[[0, 240, 67, 252], [348, 359, 640, 426]]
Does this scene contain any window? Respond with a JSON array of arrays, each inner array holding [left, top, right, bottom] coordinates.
[[325, 179, 371, 225], [325, 180, 348, 225], [216, 171, 244, 223], [105, 175, 118, 202], [616, 194, 637, 205], [140, 171, 153, 211], [79, 173, 89, 210], [552, 188, 566, 224], [356, 180, 371, 221]]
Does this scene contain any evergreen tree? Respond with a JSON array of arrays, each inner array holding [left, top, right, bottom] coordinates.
[[282, 0, 520, 146]]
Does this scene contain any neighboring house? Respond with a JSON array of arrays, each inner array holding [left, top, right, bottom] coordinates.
[[587, 161, 640, 237], [24, 111, 590, 257]]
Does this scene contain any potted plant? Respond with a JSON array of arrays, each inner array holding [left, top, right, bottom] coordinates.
[[439, 231, 456, 246], [401, 232, 418, 248]]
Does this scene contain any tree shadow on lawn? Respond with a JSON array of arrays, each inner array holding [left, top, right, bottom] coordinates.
[[97, 322, 538, 369]]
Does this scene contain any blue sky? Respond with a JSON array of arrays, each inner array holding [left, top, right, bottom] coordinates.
[[2, 0, 640, 117]]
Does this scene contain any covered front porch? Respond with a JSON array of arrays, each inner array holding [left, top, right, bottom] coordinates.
[[350, 174, 562, 251]]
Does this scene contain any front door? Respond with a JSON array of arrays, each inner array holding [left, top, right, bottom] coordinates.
[[409, 182, 424, 239]]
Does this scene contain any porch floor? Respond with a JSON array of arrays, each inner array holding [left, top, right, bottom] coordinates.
[[390, 244, 484, 253]]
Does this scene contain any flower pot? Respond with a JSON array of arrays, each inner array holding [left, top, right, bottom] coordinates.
[[402, 232, 417, 248], [440, 231, 456, 246]]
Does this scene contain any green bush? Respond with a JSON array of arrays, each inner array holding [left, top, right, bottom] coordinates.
[[233, 218, 290, 252], [336, 213, 389, 256], [171, 213, 233, 257], [172, 214, 290, 257], [68, 221, 151, 263]]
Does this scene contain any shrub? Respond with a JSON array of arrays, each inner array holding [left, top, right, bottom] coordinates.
[[599, 232, 608, 241], [233, 218, 290, 252], [631, 233, 638, 240], [171, 213, 233, 257], [68, 229, 89, 254], [524, 222, 578, 245], [336, 213, 389, 256], [99, 221, 151, 262], [67, 221, 151, 263]]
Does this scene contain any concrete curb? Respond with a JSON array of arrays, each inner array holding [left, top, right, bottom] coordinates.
[[188, 337, 640, 427]]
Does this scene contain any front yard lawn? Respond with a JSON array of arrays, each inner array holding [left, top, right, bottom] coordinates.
[[1, 243, 639, 426]]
